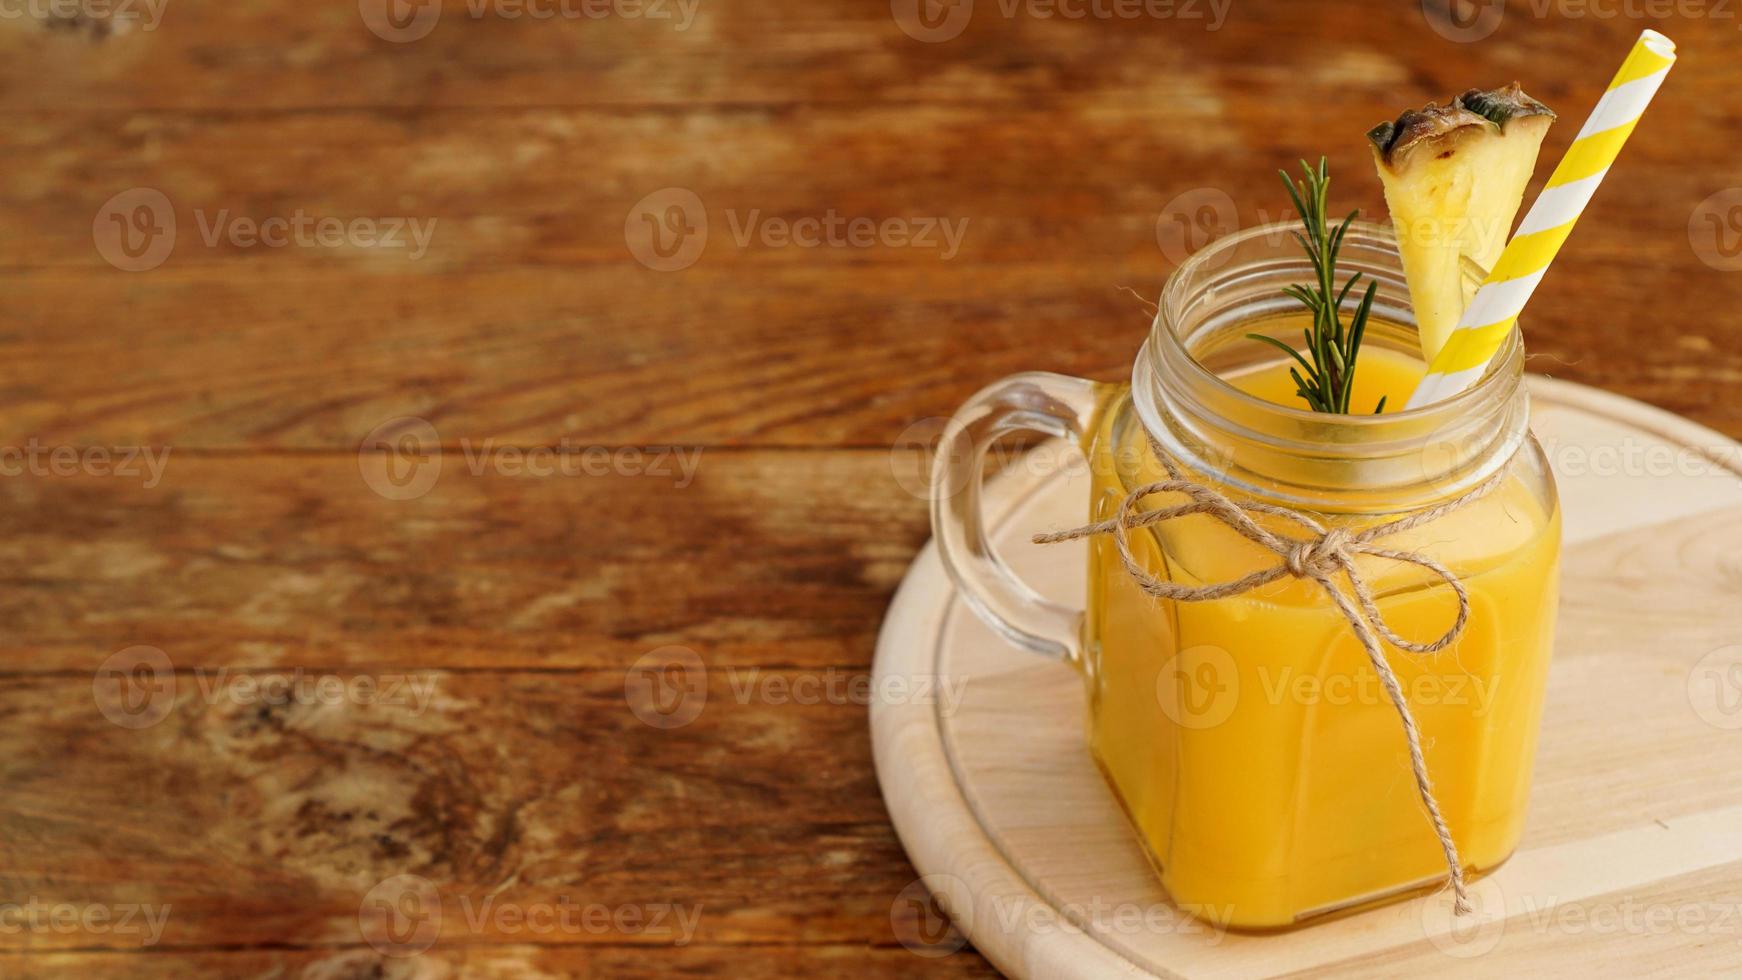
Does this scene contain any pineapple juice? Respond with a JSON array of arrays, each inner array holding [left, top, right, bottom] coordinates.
[[1081, 323, 1561, 928]]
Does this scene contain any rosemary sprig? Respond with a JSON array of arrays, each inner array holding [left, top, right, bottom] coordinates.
[[1247, 158, 1386, 415]]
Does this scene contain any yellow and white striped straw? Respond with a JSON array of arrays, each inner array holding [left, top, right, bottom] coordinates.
[[1405, 30, 1678, 409]]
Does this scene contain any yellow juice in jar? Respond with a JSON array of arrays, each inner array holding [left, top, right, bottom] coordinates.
[[1083, 320, 1560, 929]]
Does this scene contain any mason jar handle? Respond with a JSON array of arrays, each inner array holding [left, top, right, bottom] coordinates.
[[930, 372, 1101, 662]]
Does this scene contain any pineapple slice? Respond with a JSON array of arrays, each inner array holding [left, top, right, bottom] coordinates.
[[1369, 84, 1555, 361]]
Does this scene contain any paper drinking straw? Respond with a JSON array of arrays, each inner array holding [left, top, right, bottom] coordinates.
[[1404, 30, 1678, 409]]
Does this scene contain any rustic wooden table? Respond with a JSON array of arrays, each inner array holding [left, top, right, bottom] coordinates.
[[1, 1, 1737, 977]]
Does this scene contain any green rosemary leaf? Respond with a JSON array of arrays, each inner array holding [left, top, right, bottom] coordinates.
[[1248, 333, 1319, 378], [1334, 273, 1360, 313], [1283, 284, 1321, 311], [1347, 279, 1378, 365], [1288, 367, 1327, 412], [1251, 159, 1377, 415], [1279, 168, 1309, 225], [1326, 339, 1347, 373], [1343, 280, 1380, 413], [1374, 395, 1389, 414]]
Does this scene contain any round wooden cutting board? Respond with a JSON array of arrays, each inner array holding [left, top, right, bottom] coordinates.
[[871, 377, 1742, 978]]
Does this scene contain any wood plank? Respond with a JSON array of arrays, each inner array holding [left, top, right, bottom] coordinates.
[[0, 266, 1147, 448], [0, 450, 937, 671], [0, 8, 1737, 449], [0, 248, 1736, 449], [0, 946, 1002, 978], [0, 668, 914, 950], [0, 448, 999, 970], [1, 0, 1739, 113]]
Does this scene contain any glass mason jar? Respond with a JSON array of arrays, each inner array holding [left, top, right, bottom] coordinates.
[[930, 222, 1561, 930]]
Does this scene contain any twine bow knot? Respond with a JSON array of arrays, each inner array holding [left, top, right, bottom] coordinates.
[[1034, 445, 1506, 915], [1286, 527, 1349, 578]]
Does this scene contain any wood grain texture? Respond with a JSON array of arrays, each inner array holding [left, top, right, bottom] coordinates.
[[0, 3, 1738, 448], [0, 451, 928, 671], [3, 0, 1739, 975], [0, 947, 1003, 979]]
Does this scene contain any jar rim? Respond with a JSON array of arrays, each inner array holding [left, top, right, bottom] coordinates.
[[1146, 219, 1520, 432], [1132, 219, 1530, 508]]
